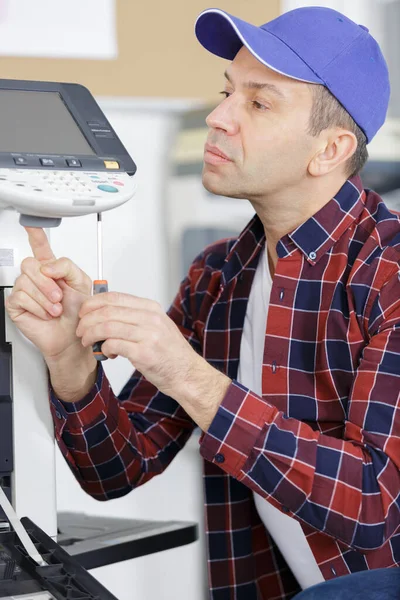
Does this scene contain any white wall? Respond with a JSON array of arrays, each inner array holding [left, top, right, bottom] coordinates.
[[50, 99, 208, 600], [281, 0, 382, 28]]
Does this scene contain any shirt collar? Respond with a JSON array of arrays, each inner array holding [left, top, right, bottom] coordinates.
[[222, 176, 366, 284], [221, 214, 265, 285], [277, 176, 366, 263]]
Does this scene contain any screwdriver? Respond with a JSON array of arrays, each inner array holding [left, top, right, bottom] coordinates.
[[93, 212, 108, 361]]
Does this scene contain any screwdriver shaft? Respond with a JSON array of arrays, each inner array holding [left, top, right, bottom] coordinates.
[[97, 212, 103, 281], [93, 212, 108, 361]]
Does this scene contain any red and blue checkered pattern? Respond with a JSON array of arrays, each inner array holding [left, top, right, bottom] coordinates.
[[51, 175, 400, 600]]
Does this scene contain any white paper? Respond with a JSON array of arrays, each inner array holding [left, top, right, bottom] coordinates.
[[0, 0, 117, 59]]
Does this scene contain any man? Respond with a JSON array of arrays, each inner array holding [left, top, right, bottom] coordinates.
[[6, 6, 400, 600]]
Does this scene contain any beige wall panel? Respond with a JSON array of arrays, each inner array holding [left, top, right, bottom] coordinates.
[[0, 0, 280, 99]]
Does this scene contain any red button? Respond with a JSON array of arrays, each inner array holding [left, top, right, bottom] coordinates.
[[113, 181, 124, 186]]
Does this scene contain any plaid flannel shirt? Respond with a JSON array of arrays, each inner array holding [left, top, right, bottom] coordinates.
[[51, 176, 400, 600]]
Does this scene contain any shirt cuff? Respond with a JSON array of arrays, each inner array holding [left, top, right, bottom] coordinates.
[[50, 363, 111, 435], [199, 379, 278, 478]]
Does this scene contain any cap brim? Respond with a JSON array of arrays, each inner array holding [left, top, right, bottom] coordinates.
[[195, 9, 323, 85]]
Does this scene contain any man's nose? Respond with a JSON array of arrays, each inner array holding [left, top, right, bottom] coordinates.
[[205, 96, 239, 136]]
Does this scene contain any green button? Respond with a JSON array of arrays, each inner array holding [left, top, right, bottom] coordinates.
[[97, 184, 119, 193]]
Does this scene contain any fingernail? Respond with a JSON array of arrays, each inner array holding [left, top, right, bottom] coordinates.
[[42, 265, 55, 274], [51, 304, 61, 315]]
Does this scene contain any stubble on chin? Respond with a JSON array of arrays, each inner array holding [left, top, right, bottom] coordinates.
[[202, 168, 226, 197], [203, 166, 247, 200]]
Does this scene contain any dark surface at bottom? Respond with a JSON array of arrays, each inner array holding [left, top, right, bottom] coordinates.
[[58, 512, 199, 570]]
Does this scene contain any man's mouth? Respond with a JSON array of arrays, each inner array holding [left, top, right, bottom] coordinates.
[[204, 143, 232, 164]]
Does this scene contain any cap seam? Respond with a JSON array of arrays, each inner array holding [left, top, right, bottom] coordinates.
[[319, 29, 367, 75], [262, 28, 325, 83]]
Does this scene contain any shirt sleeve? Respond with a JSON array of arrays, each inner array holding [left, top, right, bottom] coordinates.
[[50, 257, 204, 501], [200, 269, 400, 551]]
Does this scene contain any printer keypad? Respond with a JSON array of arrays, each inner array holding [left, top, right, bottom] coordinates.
[[0, 169, 126, 196]]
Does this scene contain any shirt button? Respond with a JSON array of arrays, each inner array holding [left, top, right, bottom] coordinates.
[[214, 453, 225, 464], [272, 361, 278, 374], [282, 506, 290, 514], [309, 251, 317, 261], [279, 289, 285, 301], [330, 566, 337, 577], [55, 411, 62, 419]]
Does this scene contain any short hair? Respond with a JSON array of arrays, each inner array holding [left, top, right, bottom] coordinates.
[[307, 84, 368, 178]]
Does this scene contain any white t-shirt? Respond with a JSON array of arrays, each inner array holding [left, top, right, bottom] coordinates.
[[236, 246, 324, 590]]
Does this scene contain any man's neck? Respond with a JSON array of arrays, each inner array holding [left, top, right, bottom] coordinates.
[[251, 176, 348, 274]]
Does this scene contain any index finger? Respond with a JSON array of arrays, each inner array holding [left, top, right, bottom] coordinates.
[[25, 227, 56, 263], [79, 292, 160, 318]]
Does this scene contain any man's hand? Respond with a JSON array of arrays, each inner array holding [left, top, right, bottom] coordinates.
[[6, 227, 92, 360], [6, 227, 97, 402], [77, 292, 231, 429]]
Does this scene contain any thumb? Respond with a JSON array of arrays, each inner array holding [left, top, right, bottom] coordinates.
[[40, 257, 92, 295]]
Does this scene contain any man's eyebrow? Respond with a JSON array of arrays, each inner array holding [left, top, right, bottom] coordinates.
[[224, 70, 287, 100]]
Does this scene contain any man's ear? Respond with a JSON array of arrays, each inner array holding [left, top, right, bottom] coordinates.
[[308, 129, 357, 177]]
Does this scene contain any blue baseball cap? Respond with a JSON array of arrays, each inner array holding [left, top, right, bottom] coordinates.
[[195, 7, 390, 143]]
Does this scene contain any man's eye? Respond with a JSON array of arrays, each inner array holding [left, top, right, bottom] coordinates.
[[253, 101, 268, 111], [219, 91, 231, 99]]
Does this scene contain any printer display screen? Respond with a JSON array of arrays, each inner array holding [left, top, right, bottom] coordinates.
[[0, 90, 95, 155]]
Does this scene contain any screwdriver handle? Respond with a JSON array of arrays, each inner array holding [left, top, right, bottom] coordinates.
[[92, 280, 108, 361]]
